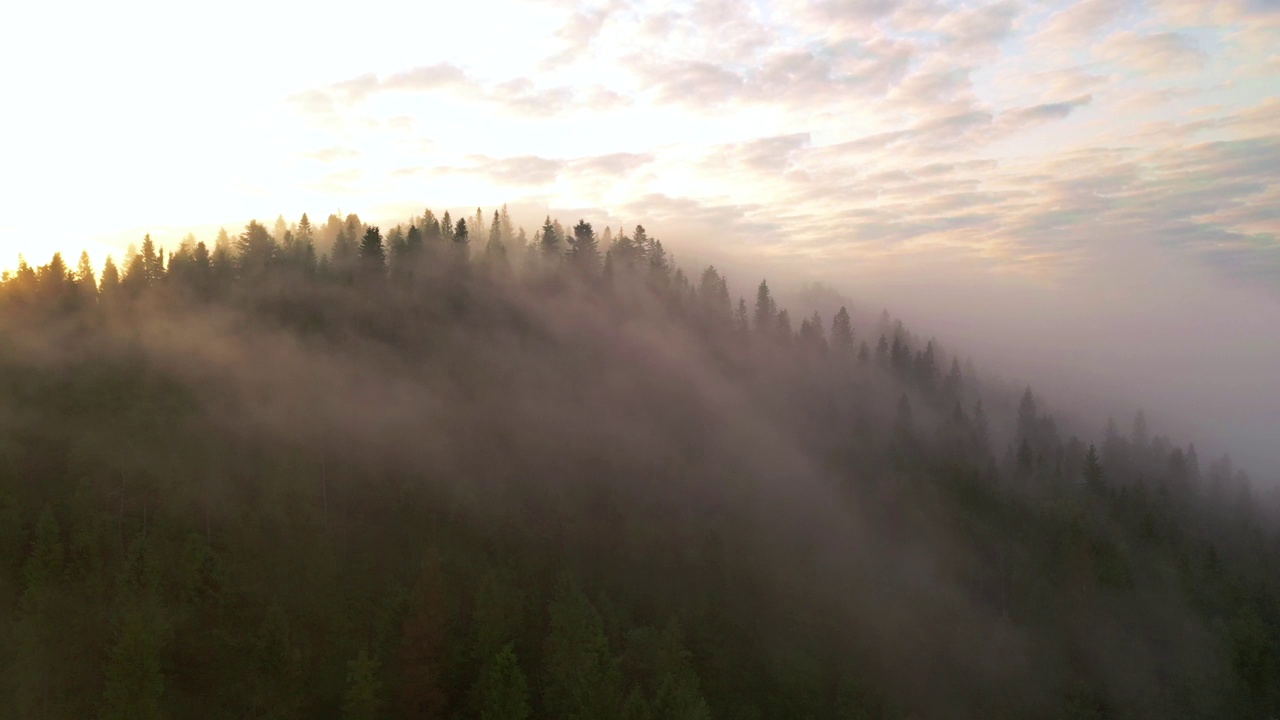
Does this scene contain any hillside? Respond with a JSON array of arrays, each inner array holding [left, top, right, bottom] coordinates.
[[1, 211, 1277, 719]]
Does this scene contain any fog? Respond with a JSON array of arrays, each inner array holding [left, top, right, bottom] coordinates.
[[467, 205, 1280, 483], [3, 212, 1278, 717]]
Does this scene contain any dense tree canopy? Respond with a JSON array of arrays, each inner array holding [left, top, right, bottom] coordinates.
[[0, 207, 1277, 719]]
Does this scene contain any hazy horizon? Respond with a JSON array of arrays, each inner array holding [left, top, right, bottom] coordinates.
[[3, 0, 1277, 474]]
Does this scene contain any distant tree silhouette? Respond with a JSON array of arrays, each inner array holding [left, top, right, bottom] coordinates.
[[754, 280, 776, 334]]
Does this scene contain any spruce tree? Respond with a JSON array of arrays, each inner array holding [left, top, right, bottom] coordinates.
[[753, 280, 776, 334], [831, 306, 854, 356]]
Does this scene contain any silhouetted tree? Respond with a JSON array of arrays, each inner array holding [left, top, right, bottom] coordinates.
[[754, 280, 776, 334], [569, 220, 600, 272], [359, 226, 385, 274]]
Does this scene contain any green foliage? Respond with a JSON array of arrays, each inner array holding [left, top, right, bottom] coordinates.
[[0, 209, 1277, 719], [476, 644, 530, 720], [542, 577, 623, 720], [343, 649, 382, 720], [101, 589, 171, 720]]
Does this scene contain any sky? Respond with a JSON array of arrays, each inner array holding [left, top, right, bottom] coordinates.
[[1, 0, 1278, 473]]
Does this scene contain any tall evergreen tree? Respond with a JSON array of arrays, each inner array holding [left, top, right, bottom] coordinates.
[[236, 221, 276, 275], [343, 649, 382, 720], [401, 552, 448, 718], [486, 210, 507, 265], [476, 645, 530, 720], [141, 234, 162, 284], [74, 250, 96, 295], [441, 211, 454, 244], [734, 297, 750, 337], [453, 218, 470, 261], [542, 578, 622, 720], [1017, 387, 1038, 445], [569, 220, 599, 272], [100, 255, 121, 296], [831, 306, 854, 357], [753, 280, 776, 334], [359, 226, 385, 274], [540, 216, 560, 259]]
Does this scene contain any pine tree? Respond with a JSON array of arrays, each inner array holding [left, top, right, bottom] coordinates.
[[753, 280, 776, 334], [499, 204, 514, 245], [332, 228, 358, 271], [540, 216, 560, 258], [406, 224, 423, 256], [400, 552, 448, 718], [386, 225, 408, 263], [915, 340, 938, 395], [486, 210, 507, 265], [343, 649, 383, 720], [972, 398, 990, 454], [38, 252, 73, 307], [645, 238, 668, 283], [542, 577, 622, 720], [237, 220, 276, 275], [101, 539, 171, 720], [734, 298, 750, 337], [1017, 387, 1038, 445], [141, 234, 162, 284], [12, 507, 65, 718], [568, 220, 600, 271], [831, 306, 854, 356], [453, 218, 470, 261], [775, 309, 793, 345], [358, 226, 386, 280], [123, 249, 147, 294], [1084, 444, 1104, 493], [272, 214, 288, 242], [297, 213, 314, 244], [359, 226, 385, 269], [941, 357, 963, 403], [344, 213, 363, 246], [801, 310, 826, 352], [74, 250, 96, 300], [476, 644, 530, 720], [100, 255, 121, 295], [441, 211, 454, 244]]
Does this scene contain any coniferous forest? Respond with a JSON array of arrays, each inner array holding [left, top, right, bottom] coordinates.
[[0, 208, 1277, 719]]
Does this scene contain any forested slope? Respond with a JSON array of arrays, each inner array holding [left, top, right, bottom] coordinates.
[[0, 209, 1276, 719]]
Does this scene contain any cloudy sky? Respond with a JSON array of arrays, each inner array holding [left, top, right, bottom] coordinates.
[[2, 0, 1278, 471]]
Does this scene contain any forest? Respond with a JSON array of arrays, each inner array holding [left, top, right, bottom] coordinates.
[[0, 206, 1277, 719]]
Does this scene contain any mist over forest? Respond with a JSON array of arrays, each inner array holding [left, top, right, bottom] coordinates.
[[1, 209, 1277, 719]]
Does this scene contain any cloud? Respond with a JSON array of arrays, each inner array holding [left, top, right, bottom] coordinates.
[[779, 0, 903, 34], [1150, 0, 1280, 23], [291, 63, 628, 118], [629, 37, 914, 110], [889, 66, 976, 109], [463, 155, 567, 185], [1000, 93, 1093, 125], [573, 152, 656, 175], [446, 151, 656, 186], [1033, 0, 1137, 45], [1096, 31, 1207, 74], [727, 133, 813, 173], [819, 101, 1091, 157], [383, 63, 470, 92], [303, 147, 361, 162], [934, 1, 1023, 53], [636, 59, 745, 106]]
